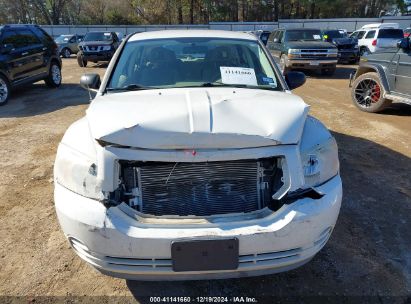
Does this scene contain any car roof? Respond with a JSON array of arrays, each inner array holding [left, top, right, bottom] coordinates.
[[278, 28, 321, 31], [87, 31, 112, 34], [128, 30, 258, 42], [2, 24, 38, 29], [360, 23, 399, 29]]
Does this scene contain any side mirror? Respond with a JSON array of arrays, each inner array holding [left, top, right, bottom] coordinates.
[[1, 43, 14, 54], [397, 38, 410, 50], [80, 73, 101, 90], [285, 71, 306, 90]]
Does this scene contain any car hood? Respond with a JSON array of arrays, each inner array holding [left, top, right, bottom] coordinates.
[[287, 41, 336, 49], [331, 37, 357, 45], [86, 88, 310, 149]]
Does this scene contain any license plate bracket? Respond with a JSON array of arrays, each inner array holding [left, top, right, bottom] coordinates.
[[171, 239, 239, 272]]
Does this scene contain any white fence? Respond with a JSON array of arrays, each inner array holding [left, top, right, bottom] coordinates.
[[41, 16, 411, 37]]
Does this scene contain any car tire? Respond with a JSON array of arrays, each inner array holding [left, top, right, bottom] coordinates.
[[0, 74, 11, 106], [44, 61, 62, 88], [62, 48, 71, 58], [351, 72, 391, 113], [321, 67, 336, 76], [77, 53, 87, 67], [279, 54, 289, 74]]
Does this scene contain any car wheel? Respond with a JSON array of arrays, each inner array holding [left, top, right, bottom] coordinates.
[[0, 75, 10, 106], [351, 72, 391, 113], [45, 62, 62, 88], [321, 67, 336, 76], [62, 48, 71, 58], [77, 53, 87, 67], [279, 54, 289, 74]]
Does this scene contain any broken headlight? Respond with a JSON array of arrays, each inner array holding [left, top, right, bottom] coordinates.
[[54, 143, 104, 200], [300, 137, 339, 188]]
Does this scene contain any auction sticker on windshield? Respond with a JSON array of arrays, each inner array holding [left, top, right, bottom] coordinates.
[[220, 67, 258, 86]]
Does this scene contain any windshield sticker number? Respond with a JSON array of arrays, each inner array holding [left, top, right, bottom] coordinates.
[[313, 34, 321, 40], [220, 67, 257, 86]]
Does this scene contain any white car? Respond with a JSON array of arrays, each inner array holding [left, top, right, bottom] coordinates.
[[54, 30, 342, 280], [350, 23, 404, 55]]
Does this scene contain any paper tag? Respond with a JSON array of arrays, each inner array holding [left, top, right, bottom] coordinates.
[[313, 35, 321, 40], [220, 67, 257, 86]]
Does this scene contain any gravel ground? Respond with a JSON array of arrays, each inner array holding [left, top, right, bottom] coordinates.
[[0, 58, 410, 303]]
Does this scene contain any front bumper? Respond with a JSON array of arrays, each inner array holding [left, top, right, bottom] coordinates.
[[81, 50, 114, 62], [286, 58, 338, 70], [55, 175, 342, 280], [337, 49, 359, 62]]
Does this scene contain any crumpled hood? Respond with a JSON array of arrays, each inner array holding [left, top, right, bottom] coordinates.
[[86, 88, 309, 149]]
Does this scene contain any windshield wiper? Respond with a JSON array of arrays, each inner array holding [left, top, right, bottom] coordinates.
[[105, 84, 156, 92], [200, 82, 276, 91], [201, 82, 248, 88]]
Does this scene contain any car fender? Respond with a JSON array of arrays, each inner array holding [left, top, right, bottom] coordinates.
[[353, 62, 390, 93], [0, 69, 11, 83]]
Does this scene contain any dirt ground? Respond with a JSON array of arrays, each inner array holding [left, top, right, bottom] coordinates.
[[0, 58, 410, 303]]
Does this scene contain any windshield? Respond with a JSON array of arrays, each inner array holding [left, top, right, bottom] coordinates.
[[108, 37, 281, 91], [377, 29, 404, 39], [324, 30, 347, 39], [84, 32, 112, 42], [285, 29, 323, 41], [55, 35, 72, 43]]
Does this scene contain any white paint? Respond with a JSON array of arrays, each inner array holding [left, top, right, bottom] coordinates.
[[128, 30, 258, 42], [86, 88, 309, 149]]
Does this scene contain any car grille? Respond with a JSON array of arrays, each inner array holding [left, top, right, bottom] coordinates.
[[119, 158, 282, 216], [299, 49, 332, 58]]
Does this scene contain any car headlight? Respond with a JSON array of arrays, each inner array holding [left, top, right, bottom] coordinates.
[[301, 137, 339, 188], [288, 49, 300, 58], [54, 143, 104, 200], [101, 45, 112, 51], [288, 49, 300, 54]]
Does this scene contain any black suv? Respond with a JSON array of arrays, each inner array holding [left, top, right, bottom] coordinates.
[[77, 31, 120, 67], [0, 24, 62, 105], [350, 37, 411, 112], [267, 28, 338, 75], [323, 29, 360, 64]]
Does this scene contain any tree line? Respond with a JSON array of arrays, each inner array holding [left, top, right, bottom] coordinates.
[[0, 0, 407, 25]]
